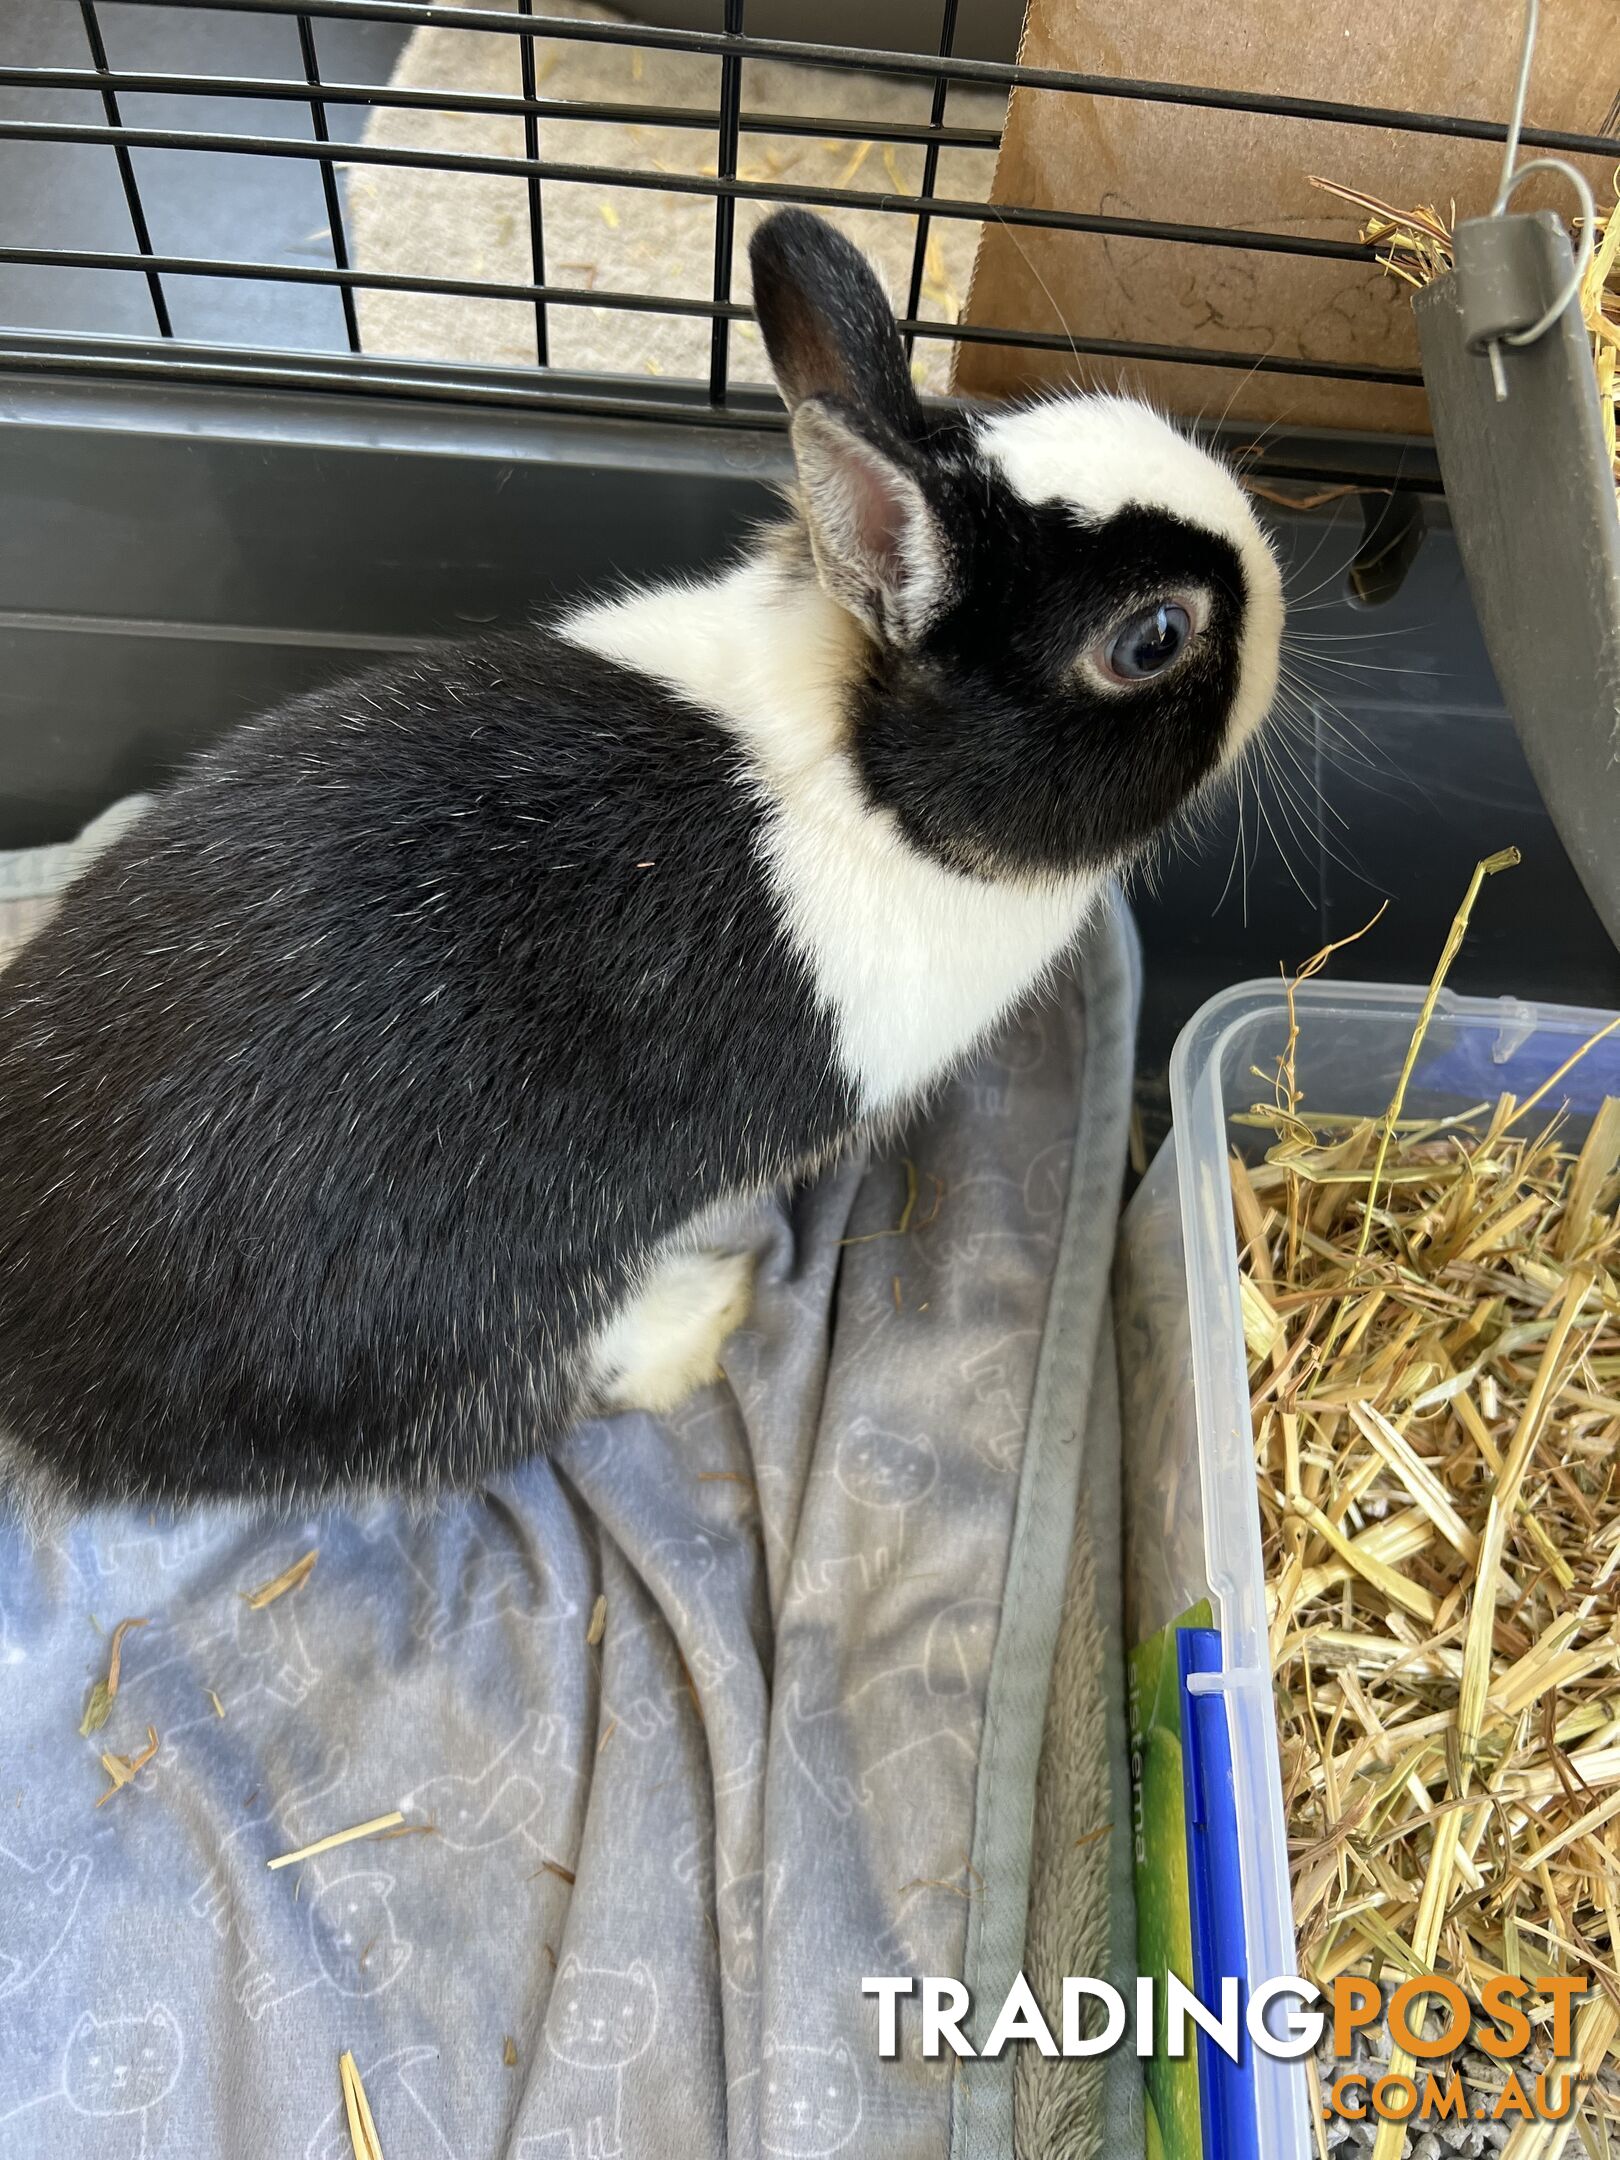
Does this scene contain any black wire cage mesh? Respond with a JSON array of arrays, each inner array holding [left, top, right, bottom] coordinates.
[[6, 0, 1620, 474]]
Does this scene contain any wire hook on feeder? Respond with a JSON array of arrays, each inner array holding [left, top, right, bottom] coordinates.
[[1480, 0, 1596, 399]]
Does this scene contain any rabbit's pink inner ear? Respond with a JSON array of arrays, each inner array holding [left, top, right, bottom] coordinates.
[[832, 435, 908, 564], [790, 401, 947, 647]]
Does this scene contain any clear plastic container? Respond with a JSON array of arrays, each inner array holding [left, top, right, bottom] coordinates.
[[1115, 977, 1620, 2160]]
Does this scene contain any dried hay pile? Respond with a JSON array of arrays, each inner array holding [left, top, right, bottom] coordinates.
[[1238, 856, 1620, 2152], [1312, 174, 1620, 498]]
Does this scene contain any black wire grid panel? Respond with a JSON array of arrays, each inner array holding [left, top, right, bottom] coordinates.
[[6, 0, 1620, 442]]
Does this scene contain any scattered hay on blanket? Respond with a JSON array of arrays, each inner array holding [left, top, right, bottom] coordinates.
[[339, 2050, 385, 2160], [675, 1647, 704, 1727], [586, 1595, 607, 1646], [96, 1726, 159, 1808], [241, 1548, 318, 1609], [528, 1858, 576, 1886], [503, 2036, 518, 2068], [79, 1616, 148, 1736], [1240, 855, 1620, 2138], [267, 1811, 405, 1872], [897, 1874, 975, 1903], [1311, 173, 1620, 499], [839, 1157, 946, 1248]]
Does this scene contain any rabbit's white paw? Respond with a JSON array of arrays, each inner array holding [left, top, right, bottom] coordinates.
[[592, 1248, 754, 1414]]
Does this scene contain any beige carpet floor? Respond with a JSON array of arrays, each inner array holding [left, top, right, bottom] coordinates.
[[348, 0, 1003, 394]]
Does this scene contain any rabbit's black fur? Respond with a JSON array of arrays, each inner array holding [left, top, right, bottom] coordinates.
[[0, 209, 1283, 1514], [0, 639, 855, 1507]]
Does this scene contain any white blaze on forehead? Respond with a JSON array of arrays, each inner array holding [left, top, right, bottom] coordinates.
[[976, 394, 1251, 540], [975, 394, 1284, 760]]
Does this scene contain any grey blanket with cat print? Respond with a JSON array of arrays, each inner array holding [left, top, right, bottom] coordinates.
[[0, 805, 1136, 2160]]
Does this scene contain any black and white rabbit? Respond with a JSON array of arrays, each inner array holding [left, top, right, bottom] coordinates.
[[0, 208, 1282, 1517]]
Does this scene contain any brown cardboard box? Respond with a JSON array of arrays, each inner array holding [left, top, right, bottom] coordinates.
[[955, 0, 1619, 433]]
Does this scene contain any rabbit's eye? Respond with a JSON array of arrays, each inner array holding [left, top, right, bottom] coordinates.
[[1099, 600, 1194, 683]]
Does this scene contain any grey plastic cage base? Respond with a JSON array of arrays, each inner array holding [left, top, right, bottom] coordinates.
[[3, 370, 1619, 1120], [0, 367, 782, 835]]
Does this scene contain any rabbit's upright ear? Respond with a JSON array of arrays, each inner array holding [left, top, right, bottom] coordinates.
[[750, 210, 951, 646], [750, 208, 923, 437]]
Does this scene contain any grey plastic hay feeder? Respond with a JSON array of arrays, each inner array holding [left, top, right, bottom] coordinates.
[[1414, 210, 1620, 953]]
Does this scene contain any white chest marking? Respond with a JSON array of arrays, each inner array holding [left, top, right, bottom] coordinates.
[[754, 756, 1096, 1111], [559, 556, 1097, 1115]]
